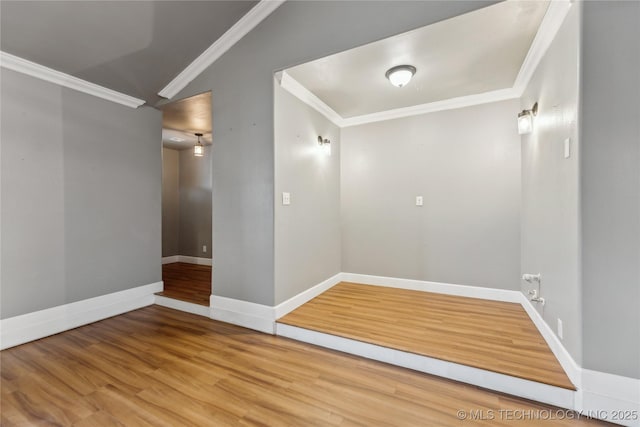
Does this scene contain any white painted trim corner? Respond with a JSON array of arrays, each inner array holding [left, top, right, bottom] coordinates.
[[512, 0, 572, 95], [0, 281, 163, 350], [279, 71, 345, 127], [154, 295, 210, 317], [0, 51, 145, 108], [158, 0, 285, 99], [162, 255, 212, 266], [210, 295, 275, 334], [274, 273, 342, 318]]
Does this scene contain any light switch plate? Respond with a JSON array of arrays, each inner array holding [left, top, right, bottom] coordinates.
[[282, 192, 291, 205], [564, 138, 571, 159], [416, 196, 424, 207]]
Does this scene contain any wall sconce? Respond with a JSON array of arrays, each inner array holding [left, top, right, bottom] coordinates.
[[318, 135, 331, 156], [193, 133, 204, 157], [518, 102, 538, 135]]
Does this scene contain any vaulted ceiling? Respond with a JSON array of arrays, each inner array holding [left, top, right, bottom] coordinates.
[[0, 1, 257, 104]]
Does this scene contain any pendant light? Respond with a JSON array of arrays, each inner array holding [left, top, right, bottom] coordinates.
[[194, 133, 204, 157]]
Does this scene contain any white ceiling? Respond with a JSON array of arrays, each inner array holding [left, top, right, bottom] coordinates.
[[285, 1, 549, 119]]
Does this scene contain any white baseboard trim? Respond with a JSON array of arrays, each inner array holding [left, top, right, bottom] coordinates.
[[0, 281, 163, 350], [210, 295, 275, 334], [341, 272, 522, 303], [578, 370, 640, 427], [276, 323, 576, 410], [162, 255, 212, 266], [154, 295, 210, 317], [274, 273, 342, 319], [518, 293, 582, 389]]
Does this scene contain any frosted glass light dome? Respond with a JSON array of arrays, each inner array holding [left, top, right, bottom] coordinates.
[[385, 65, 416, 88]]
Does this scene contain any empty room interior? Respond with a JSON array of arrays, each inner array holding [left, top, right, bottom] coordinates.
[[0, 1, 638, 426]]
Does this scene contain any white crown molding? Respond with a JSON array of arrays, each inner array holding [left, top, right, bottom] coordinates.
[[512, 0, 573, 95], [158, 0, 286, 99], [0, 51, 145, 108], [280, 71, 345, 127], [342, 88, 520, 127]]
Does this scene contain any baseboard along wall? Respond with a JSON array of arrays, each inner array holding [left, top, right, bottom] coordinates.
[[161, 255, 212, 266], [0, 281, 163, 350]]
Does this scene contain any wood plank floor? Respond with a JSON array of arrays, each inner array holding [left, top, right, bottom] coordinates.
[[278, 282, 575, 390], [157, 262, 211, 306], [0, 306, 604, 426]]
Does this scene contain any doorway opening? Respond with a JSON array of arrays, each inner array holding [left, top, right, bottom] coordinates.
[[158, 91, 213, 309]]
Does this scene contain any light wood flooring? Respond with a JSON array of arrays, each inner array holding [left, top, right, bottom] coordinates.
[[278, 282, 575, 390], [157, 262, 211, 306], [1, 305, 605, 426]]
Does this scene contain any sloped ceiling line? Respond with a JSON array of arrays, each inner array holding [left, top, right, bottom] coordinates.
[[157, 0, 286, 99]]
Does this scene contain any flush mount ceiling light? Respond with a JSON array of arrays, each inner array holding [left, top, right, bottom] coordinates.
[[385, 65, 417, 88], [193, 133, 204, 157], [518, 102, 538, 135], [169, 136, 185, 142]]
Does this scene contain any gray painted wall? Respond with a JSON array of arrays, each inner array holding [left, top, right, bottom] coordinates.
[[162, 148, 180, 257], [341, 100, 521, 289], [520, 3, 582, 364], [580, 1, 640, 379], [274, 80, 341, 304], [1, 69, 162, 319], [178, 146, 212, 259], [172, 0, 494, 305]]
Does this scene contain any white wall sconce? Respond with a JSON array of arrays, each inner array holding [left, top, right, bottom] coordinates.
[[385, 65, 417, 88], [318, 135, 331, 156], [518, 102, 538, 135], [193, 132, 204, 157]]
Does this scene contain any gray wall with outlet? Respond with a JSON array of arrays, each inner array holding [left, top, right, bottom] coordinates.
[[274, 80, 341, 305], [1, 69, 162, 319], [520, 2, 582, 365], [341, 100, 521, 290], [162, 146, 212, 259]]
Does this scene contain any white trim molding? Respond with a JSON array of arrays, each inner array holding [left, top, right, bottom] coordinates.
[[512, 0, 573, 95], [578, 370, 640, 427], [0, 281, 163, 350], [158, 0, 286, 99], [210, 295, 275, 334], [162, 255, 212, 266], [154, 295, 210, 317], [518, 293, 582, 389], [276, 323, 576, 410], [208, 273, 342, 334], [341, 272, 522, 303], [279, 72, 345, 127], [0, 51, 145, 108]]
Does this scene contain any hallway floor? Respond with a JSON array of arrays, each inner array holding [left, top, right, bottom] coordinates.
[[157, 262, 211, 306]]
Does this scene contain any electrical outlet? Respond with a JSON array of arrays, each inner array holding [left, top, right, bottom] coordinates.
[[202, 245, 207, 253], [564, 138, 571, 159], [416, 196, 423, 206], [282, 192, 291, 205], [557, 319, 563, 340]]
